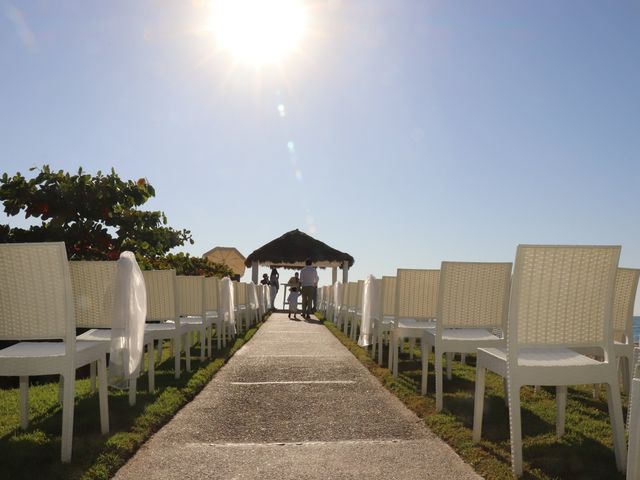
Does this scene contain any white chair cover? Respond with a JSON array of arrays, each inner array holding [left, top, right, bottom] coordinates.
[[358, 275, 378, 347], [109, 251, 146, 389], [248, 282, 259, 311], [219, 277, 237, 335]]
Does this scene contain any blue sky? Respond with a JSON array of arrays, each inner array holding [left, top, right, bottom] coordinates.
[[1, 1, 639, 312]]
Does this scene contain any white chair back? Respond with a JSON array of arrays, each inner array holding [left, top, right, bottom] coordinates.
[[614, 268, 640, 342], [70, 261, 117, 328], [204, 277, 220, 312], [394, 269, 439, 322], [509, 245, 620, 358], [142, 270, 177, 322], [176, 276, 205, 317], [0, 242, 74, 343], [436, 262, 512, 332]]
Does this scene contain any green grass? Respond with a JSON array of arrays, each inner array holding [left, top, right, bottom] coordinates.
[[323, 320, 627, 480], [0, 323, 262, 480]]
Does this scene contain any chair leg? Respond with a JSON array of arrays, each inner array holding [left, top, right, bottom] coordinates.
[[507, 379, 524, 477], [605, 379, 627, 472], [174, 335, 181, 379], [627, 378, 640, 477], [60, 369, 75, 463], [621, 355, 631, 395], [147, 342, 155, 392], [472, 364, 487, 442], [89, 362, 97, 393], [19, 376, 29, 430], [556, 385, 567, 438], [371, 329, 377, 359], [200, 327, 206, 361], [378, 330, 384, 366], [393, 335, 400, 377], [503, 378, 509, 406], [217, 320, 222, 350], [207, 324, 212, 358], [129, 366, 138, 407], [96, 354, 109, 433], [446, 352, 453, 380], [435, 349, 444, 412], [185, 333, 192, 372], [421, 342, 429, 395]]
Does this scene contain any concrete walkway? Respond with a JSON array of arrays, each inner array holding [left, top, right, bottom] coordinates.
[[114, 314, 481, 479]]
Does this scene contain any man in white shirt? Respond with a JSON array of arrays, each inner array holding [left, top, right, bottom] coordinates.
[[299, 258, 319, 320]]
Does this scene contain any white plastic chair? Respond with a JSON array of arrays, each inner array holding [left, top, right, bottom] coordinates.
[[371, 276, 396, 366], [71, 260, 150, 406], [0, 242, 109, 462], [613, 268, 640, 393], [389, 269, 440, 377], [422, 262, 512, 411], [176, 275, 207, 361], [205, 277, 226, 350], [142, 270, 186, 382], [234, 282, 248, 333], [472, 245, 626, 476]]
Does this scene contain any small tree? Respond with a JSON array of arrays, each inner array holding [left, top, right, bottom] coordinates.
[[0, 166, 193, 262], [143, 252, 233, 277]]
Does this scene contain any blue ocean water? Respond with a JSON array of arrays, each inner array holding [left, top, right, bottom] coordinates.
[[634, 316, 640, 344]]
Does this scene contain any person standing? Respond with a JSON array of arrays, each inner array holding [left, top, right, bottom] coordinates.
[[300, 259, 319, 320], [269, 267, 279, 310], [286, 272, 301, 319], [311, 266, 318, 312]]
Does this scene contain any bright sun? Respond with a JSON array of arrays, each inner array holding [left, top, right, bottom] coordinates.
[[211, 0, 306, 67]]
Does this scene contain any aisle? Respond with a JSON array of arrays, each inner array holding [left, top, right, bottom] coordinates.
[[114, 313, 481, 479]]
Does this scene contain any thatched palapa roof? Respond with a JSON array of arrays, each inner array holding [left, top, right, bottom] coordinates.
[[244, 229, 354, 269]]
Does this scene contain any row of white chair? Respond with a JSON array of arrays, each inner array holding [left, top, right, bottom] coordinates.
[[0, 242, 270, 462], [317, 245, 639, 477]]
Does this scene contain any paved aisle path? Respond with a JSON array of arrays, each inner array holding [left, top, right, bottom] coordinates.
[[115, 314, 481, 479]]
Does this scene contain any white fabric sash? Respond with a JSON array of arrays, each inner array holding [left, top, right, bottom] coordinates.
[[109, 251, 146, 389]]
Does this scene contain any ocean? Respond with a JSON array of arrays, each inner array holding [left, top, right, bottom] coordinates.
[[634, 316, 640, 344]]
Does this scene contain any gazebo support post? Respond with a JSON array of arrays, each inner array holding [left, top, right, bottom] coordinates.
[[251, 261, 259, 284], [342, 260, 349, 283], [332, 266, 337, 284]]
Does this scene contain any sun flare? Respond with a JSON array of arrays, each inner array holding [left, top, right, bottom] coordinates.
[[211, 0, 306, 66]]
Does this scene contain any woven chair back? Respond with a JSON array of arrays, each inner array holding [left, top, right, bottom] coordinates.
[[437, 262, 512, 331], [204, 277, 219, 311], [69, 261, 117, 328], [613, 268, 640, 338], [176, 276, 204, 317], [510, 245, 620, 348], [381, 276, 397, 317], [142, 270, 177, 322], [0, 242, 73, 340], [346, 281, 358, 309], [395, 269, 440, 321], [356, 280, 365, 309], [234, 282, 247, 306]]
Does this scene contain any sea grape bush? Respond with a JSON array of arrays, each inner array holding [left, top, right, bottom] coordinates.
[[0, 166, 232, 277]]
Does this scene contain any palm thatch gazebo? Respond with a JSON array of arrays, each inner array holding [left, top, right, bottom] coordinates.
[[245, 229, 354, 284]]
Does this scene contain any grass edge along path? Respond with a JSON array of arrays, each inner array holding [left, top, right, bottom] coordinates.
[[82, 322, 262, 480], [323, 320, 626, 480]]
